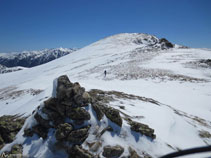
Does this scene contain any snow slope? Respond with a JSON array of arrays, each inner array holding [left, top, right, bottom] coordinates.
[[0, 33, 211, 157]]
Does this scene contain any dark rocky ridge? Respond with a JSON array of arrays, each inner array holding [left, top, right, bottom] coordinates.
[[2, 75, 155, 158], [0, 48, 76, 68]]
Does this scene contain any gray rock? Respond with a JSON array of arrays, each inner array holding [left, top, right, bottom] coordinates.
[[56, 75, 73, 100], [102, 145, 124, 158], [44, 97, 59, 112], [68, 145, 94, 158], [92, 103, 104, 121], [72, 82, 85, 96], [42, 107, 63, 126], [34, 113, 51, 128], [68, 127, 90, 144], [66, 107, 90, 121], [55, 123, 73, 141], [104, 107, 122, 127], [128, 120, 156, 139]]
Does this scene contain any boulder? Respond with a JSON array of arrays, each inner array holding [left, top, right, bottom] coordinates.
[[102, 145, 124, 158], [34, 113, 51, 128], [42, 107, 64, 126], [128, 120, 156, 139], [68, 127, 90, 144], [56, 75, 73, 101], [68, 145, 94, 158], [92, 103, 104, 121], [128, 147, 141, 158], [44, 97, 59, 111], [72, 82, 85, 95], [104, 107, 122, 127], [44, 97, 67, 117], [55, 123, 73, 141], [66, 107, 90, 121]]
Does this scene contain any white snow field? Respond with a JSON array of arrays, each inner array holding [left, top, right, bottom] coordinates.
[[0, 33, 211, 157]]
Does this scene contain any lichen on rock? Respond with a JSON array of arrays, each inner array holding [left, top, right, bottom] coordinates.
[[104, 106, 123, 127], [0, 115, 26, 150], [128, 119, 156, 140], [102, 145, 124, 158]]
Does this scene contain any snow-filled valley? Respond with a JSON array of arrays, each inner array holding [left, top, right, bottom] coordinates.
[[0, 33, 211, 157]]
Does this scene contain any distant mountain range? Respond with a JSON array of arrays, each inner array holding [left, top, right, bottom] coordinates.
[[0, 48, 77, 68]]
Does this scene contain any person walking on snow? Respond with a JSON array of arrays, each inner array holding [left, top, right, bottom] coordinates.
[[104, 70, 107, 77]]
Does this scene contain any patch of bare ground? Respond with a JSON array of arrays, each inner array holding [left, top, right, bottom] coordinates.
[[185, 59, 211, 69], [89, 89, 161, 106], [199, 130, 211, 138], [199, 130, 211, 145], [114, 68, 206, 82], [0, 86, 43, 100]]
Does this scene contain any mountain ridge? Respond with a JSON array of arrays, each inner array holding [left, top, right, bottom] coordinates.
[[0, 48, 77, 68]]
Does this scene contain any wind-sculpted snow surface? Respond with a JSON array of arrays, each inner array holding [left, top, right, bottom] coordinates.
[[0, 33, 211, 157]]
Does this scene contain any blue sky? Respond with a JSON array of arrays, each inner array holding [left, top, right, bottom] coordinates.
[[0, 0, 210, 52]]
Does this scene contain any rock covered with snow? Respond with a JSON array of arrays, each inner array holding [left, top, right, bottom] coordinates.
[[0, 75, 156, 158]]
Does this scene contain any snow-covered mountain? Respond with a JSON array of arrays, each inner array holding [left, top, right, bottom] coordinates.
[[0, 33, 211, 158], [0, 48, 77, 68]]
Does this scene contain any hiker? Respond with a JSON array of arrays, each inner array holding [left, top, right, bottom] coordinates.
[[104, 70, 107, 77]]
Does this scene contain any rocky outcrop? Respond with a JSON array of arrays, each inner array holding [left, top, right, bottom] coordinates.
[[55, 123, 73, 141], [128, 119, 156, 140], [0, 48, 76, 68], [67, 126, 90, 144], [199, 59, 211, 67], [102, 145, 124, 158], [159, 38, 174, 49], [16, 75, 155, 157], [0, 115, 26, 150], [24, 76, 92, 144]]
